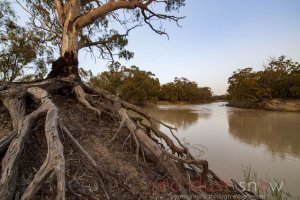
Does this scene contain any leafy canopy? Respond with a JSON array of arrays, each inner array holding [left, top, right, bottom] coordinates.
[[160, 77, 213, 102], [90, 62, 160, 105], [19, 0, 185, 61], [227, 56, 300, 105], [0, 1, 52, 82], [1, 0, 185, 81]]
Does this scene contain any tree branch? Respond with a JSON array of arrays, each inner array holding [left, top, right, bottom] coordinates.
[[75, 1, 139, 29], [54, 0, 65, 26], [78, 24, 139, 50], [79, 34, 120, 49]]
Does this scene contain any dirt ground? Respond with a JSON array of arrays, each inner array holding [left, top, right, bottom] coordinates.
[[0, 94, 243, 200]]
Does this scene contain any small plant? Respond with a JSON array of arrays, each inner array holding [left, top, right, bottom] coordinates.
[[241, 164, 296, 200]]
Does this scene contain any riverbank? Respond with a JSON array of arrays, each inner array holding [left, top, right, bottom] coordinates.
[[227, 98, 300, 112], [146, 100, 216, 107], [0, 93, 259, 199]]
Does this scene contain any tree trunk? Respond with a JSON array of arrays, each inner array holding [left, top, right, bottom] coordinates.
[[47, 51, 80, 80], [47, 0, 81, 80]]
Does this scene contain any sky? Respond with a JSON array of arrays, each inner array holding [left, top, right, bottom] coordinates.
[[14, 0, 300, 95]]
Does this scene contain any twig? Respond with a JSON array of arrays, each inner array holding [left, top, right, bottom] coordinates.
[[109, 119, 125, 144], [61, 125, 110, 200]]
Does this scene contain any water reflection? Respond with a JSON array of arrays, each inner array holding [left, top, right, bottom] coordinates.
[[227, 110, 300, 158], [145, 106, 211, 129], [144, 103, 300, 198]]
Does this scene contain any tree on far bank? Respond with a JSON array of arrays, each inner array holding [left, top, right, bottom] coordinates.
[[90, 63, 160, 105], [160, 77, 212, 102], [227, 56, 300, 106]]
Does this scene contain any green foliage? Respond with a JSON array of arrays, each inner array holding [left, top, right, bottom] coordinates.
[[227, 56, 300, 105], [160, 82, 178, 102], [1, 0, 185, 81], [211, 94, 228, 101], [79, 68, 93, 83], [90, 70, 211, 105], [160, 77, 212, 103], [21, 0, 185, 63], [120, 66, 160, 105], [90, 62, 160, 105], [0, 1, 52, 82]]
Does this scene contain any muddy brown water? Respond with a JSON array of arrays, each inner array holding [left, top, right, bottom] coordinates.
[[144, 102, 300, 199]]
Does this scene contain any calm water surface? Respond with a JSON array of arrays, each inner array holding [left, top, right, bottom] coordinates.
[[144, 102, 300, 198]]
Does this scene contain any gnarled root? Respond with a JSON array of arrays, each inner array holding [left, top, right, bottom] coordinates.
[[0, 131, 16, 154], [74, 85, 101, 116], [0, 79, 245, 199], [89, 87, 210, 194], [0, 85, 66, 200], [21, 87, 65, 200]]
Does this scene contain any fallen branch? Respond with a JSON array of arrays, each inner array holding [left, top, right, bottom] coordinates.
[[61, 125, 110, 200], [109, 119, 125, 144]]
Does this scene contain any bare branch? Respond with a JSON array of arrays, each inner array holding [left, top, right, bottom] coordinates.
[[78, 35, 117, 49], [75, 1, 139, 29], [78, 24, 139, 51]]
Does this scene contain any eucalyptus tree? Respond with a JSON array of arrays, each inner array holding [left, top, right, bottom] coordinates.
[[160, 77, 213, 102], [18, 0, 185, 79], [227, 56, 300, 107], [90, 63, 160, 105], [0, 1, 50, 82], [0, 1, 213, 199]]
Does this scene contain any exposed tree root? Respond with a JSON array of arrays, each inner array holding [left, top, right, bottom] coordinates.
[[0, 79, 261, 199], [0, 131, 16, 154], [0, 90, 43, 200], [1, 87, 26, 129], [21, 87, 65, 200], [74, 85, 101, 116], [88, 87, 212, 194]]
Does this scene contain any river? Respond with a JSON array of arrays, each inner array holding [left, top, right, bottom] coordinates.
[[144, 102, 300, 199]]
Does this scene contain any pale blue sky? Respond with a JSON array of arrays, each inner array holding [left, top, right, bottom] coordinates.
[[80, 0, 300, 95], [13, 0, 300, 94]]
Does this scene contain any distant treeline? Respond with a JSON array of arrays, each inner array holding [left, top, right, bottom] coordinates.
[[88, 62, 212, 105], [227, 56, 300, 107]]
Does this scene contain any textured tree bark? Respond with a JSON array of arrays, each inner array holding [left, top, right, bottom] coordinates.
[[74, 85, 101, 115], [0, 131, 16, 154], [1, 87, 26, 129], [21, 87, 65, 200], [48, 0, 142, 80], [47, 51, 80, 80], [0, 86, 66, 200], [48, 0, 81, 79], [0, 105, 44, 200]]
